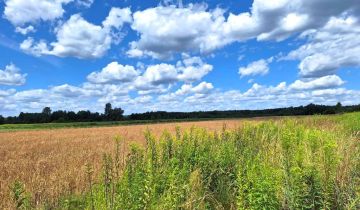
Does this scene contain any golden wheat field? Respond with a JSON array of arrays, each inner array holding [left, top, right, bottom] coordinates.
[[0, 119, 245, 209], [1, 114, 359, 210]]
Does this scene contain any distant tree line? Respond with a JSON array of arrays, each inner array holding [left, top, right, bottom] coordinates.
[[0, 102, 359, 125], [0, 103, 124, 124], [129, 102, 360, 120]]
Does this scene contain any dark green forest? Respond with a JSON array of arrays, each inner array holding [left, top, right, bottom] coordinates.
[[1, 102, 359, 125]]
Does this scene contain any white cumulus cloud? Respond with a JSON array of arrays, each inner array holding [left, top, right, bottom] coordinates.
[[76, 0, 93, 8], [289, 75, 345, 91], [135, 56, 213, 91], [238, 59, 270, 78], [87, 62, 139, 84], [20, 8, 132, 59], [15, 25, 36, 35], [127, 0, 360, 59], [0, 64, 27, 86], [128, 4, 228, 59], [287, 16, 360, 78], [158, 81, 214, 102], [4, 0, 73, 26]]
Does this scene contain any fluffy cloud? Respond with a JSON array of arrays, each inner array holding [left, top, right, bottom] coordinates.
[[15, 25, 36, 35], [102, 7, 133, 29], [225, 0, 360, 42], [76, 0, 93, 8], [82, 83, 129, 97], [136, 64, 178, 88], [287, 16, 360, 78], [51, 84, 87, 98], [159, 81, 214, 101], [0, 64, 27, 86], [13, 0, 360, 61], [134, 56, 212, 91], [189, 82, 214, 94], [4, 0, 72, 26], [128, 0, 360, 59], [12, 89, 48, 102], [0, 89, 16, 97], [242, 82, 287, 98], [20, 38, 50, 56], [311, 88, 354, 98], [49, 14, 113, 58], [238, 59, 271, 78], [177, 56, 213, 82], [85, 56, 212, 95], [87, 62, 139, 84], [20, 8, 132, 59], [289, 75, 345, 90], [128, 5, 227, 58]]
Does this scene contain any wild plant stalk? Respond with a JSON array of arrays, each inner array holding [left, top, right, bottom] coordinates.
[[10, 180, 31, 210], [85, 163, 95, 210], [114, 135, 122, 180], [102, 154, 114, 209]]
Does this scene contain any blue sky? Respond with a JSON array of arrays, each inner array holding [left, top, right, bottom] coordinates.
[[0, 0, 360, 116]]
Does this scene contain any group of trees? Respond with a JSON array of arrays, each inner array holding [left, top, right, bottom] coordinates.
[[104, 103, 125, 121], [129, 103, 359, 120], [0, 102, 359, 125], [0, 115, 4, 124], [0, 103, 124, 124]]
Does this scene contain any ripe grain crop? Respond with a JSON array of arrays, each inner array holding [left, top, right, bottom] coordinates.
[[0, 119, 243, 209], [1, 114, 359, 209]]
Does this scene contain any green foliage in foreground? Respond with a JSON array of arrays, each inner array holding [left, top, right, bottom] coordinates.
[[10, 181, 31, 210], [15, 114, 360, 209], [335, 112, 360, 135]]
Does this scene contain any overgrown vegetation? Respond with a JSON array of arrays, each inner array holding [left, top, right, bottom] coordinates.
[[12, 113, 359, 209]]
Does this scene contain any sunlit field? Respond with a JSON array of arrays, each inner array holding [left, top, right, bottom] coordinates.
[[0, 119, 243, 209], [0, 114, 359, 209]]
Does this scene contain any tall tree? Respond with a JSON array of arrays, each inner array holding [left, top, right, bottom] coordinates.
[[336, 102, 342, 113], [104, 103, 112, 118], [41, 107, 52, 123], [42, 107, 52, 116], [0, 115, 4, 124]]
